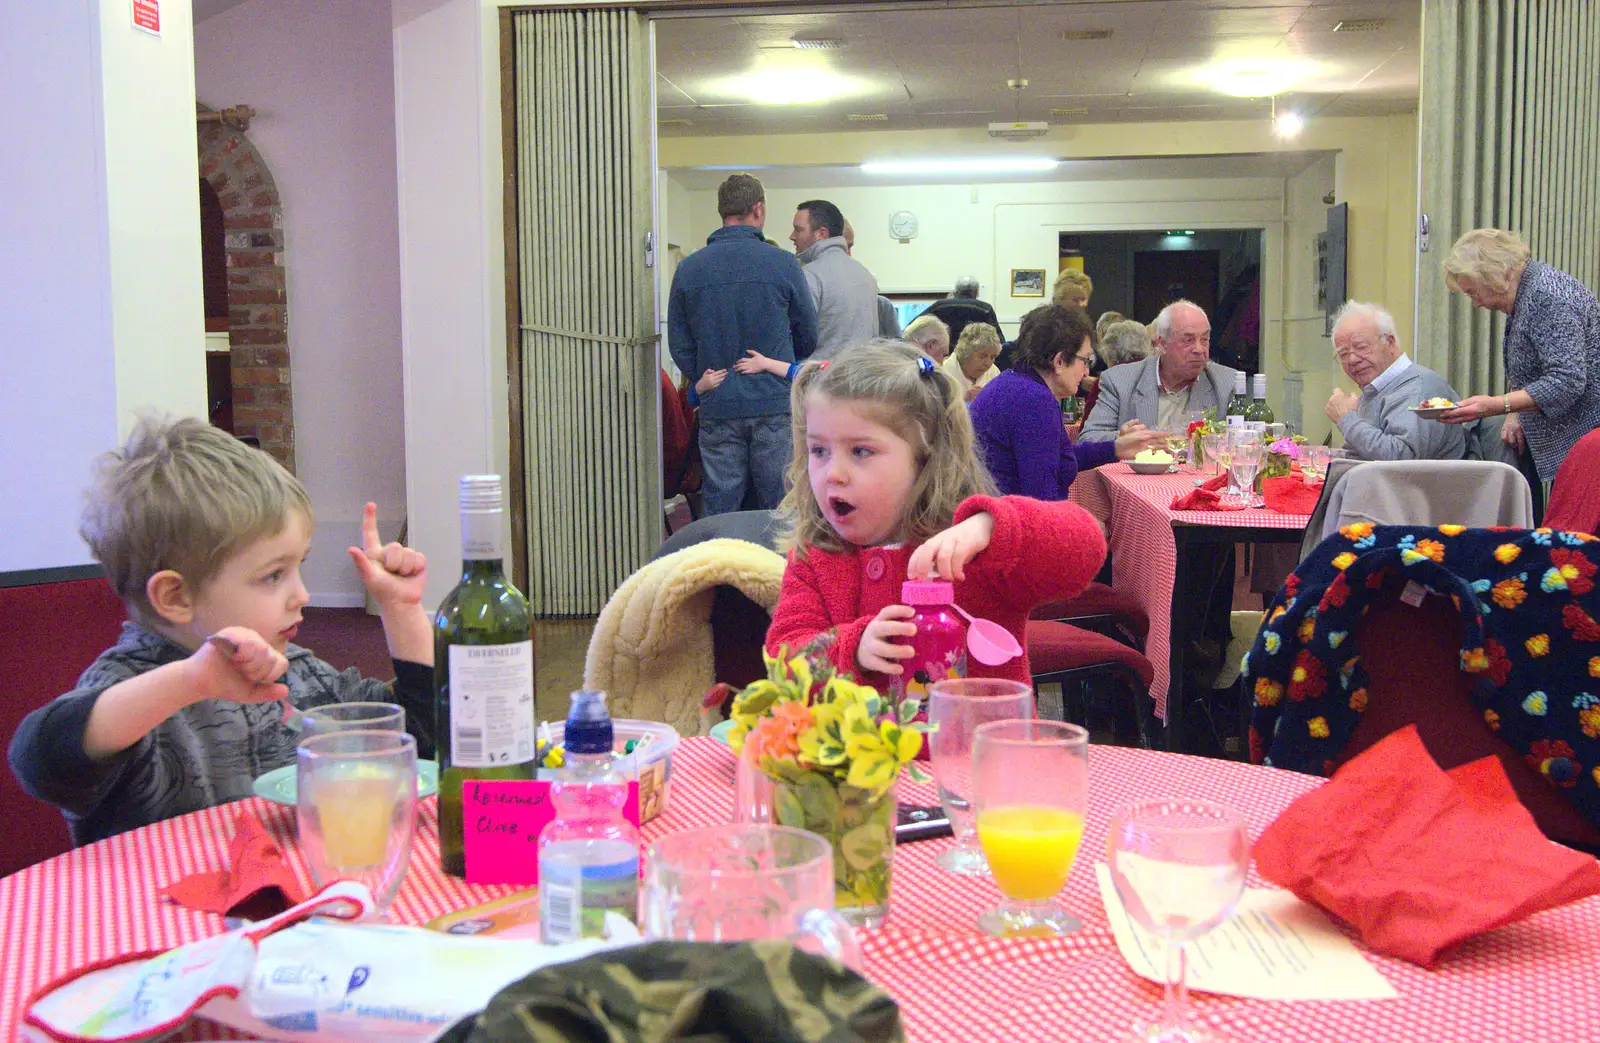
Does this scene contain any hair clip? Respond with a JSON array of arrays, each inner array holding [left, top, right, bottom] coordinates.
[[916, 355, 935, 376], [817, 360, 832, 371]]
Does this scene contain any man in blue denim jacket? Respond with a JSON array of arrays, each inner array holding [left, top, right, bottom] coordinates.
[[668, 173, 819, 515]]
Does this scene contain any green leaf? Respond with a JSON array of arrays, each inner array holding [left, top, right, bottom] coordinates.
[[896, 698, 921, 724], [904, 762, 933, 784], [774, 784, 806, 829], [792, 772, 842, 825], [839, 820, 890, 870]]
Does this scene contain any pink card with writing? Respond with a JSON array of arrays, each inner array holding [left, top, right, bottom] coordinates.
[[461, 779, 640, 886]]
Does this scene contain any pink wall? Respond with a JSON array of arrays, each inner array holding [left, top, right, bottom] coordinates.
[[195, 0, 406, 606]]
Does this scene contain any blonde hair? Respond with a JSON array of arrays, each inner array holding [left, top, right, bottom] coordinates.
[[779, 339, 996, 556], [1095, 310, 1125, 344], [1443, 228, 1531, 297], [1052, 269, 1093, 306], [902, 313, 950, 355], [1098, 319, 1154, 367], [953, 321, 1001, 363], [80, 415, 314, 624]]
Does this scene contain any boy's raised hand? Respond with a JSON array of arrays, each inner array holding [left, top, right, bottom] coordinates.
[[907, 512, 994, 583], [194, 627, 289, 704], [347, 502, 427, 609]]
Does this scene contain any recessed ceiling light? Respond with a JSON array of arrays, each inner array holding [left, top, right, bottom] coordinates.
[[1332, 19, 1387, 32], [861, 157, 1059, 176], [658, 118, 692, 128], [848, 113, 889, 122], [724, 67, 865, 106], [1049, 107, 1089, 117], [1061, 29, 1113, 41], [791, 37, 843, 50]]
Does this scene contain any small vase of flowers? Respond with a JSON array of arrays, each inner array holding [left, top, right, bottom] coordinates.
[[728, 650, 933, 927]]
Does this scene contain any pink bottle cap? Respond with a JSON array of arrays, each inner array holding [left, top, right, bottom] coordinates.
[[901, 580, 955, 606]]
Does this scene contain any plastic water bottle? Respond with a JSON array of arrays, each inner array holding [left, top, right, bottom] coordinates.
[[538, 691, 639, 943]]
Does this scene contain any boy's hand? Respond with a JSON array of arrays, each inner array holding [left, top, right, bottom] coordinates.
[[907, 512, 994, 582], [194, 627, 289, 704], [348, 502, 427, 610], [859, 605, 917, 676]]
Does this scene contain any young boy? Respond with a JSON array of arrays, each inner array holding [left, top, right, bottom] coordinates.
[[9, 416, 435, 845]]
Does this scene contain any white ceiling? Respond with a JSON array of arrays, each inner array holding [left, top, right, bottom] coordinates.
[[655, 0, 1420, 137], [670, 150, 1333, 188]]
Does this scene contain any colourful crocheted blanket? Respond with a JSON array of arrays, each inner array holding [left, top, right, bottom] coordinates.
[[1246, 523, 1600, 827]]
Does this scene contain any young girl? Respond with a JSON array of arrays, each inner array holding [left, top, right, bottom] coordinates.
[[766, 339, 1108, 690]]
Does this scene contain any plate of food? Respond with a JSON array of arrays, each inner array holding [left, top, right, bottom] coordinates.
[[253, 759, 440, 806], [1129, 448, 1176, 475], [1410, 396, 1456, 420]]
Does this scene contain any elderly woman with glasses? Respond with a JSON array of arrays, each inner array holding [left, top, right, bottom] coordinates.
[[1438, 228, 1600, 484], [970, 305, 1167, 499]]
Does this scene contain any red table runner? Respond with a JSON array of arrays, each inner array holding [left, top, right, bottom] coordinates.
[[6, 738, 1600, 1042]]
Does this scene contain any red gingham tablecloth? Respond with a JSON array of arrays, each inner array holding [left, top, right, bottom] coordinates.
[[1071, 463, 1309, 719], [6, 738, 1600, 1042]]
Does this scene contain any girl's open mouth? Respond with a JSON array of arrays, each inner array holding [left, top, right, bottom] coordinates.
[[829, 497, 856, 518]]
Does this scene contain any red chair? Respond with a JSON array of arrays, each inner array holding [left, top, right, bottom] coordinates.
[[1, 575, 127, 875], [1027, 620, 1156, 746], [1029, 582, 1150, 649], [1341, 580, 1600, 854], [1543, 428, 1600, 535]]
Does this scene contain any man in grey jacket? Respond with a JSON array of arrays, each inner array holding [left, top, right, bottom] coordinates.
[[1324, 300, 1466, 461], [792, 199, 880, 360], [1080, 299, 1238, 441]]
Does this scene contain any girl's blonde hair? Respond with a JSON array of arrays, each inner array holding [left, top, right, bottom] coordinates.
[[779, 339, 996, 556]]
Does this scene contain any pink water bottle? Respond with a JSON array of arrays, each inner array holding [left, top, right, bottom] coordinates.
[[891, 581, 969, 728]]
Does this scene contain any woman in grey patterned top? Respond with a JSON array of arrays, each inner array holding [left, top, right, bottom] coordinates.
[[1439, 228, 1600, 483]]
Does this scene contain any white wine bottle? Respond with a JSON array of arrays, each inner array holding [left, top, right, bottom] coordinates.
[[1246, 373, 1275, 426], [434, 475, 535, 877], [1225, 371, 1249, 427]]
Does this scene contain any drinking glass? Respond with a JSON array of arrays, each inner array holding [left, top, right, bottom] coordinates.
[[643, 825, 861, 969], [297, 730, 418, 912], [971, 719, 1089, 936], [1200, 434, 1227, 478], [1220, 427, 1256, 496], [927, 679, 1035, 875], [1301, 444, 1333, 484], [300, 701, 405, 738], [1226, 442, 1265, 507], [1108, 800, 1249, 1043]]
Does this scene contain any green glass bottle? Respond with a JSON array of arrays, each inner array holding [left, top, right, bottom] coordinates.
[[1246, 373, 1275, 425], [434, 474, 535, 877], [1224, 371, 1249, 424]]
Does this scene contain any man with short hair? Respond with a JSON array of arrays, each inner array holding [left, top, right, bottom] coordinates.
[[920, 275, 1002, 355], [1325, 300, 1466, 460], [1079, 299, 1238, 442], [668, 173, 818, 515], [792, 199, 880, 360]]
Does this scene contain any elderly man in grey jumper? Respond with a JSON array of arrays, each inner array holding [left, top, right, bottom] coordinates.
[[1324, 300, 1466, 461]]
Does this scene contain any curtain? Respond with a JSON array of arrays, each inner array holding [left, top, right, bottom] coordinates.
[[512, 9, 658, 616], [1416, 0, 1600, 394]]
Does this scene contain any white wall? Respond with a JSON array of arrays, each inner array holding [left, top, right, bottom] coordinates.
[[0, 0, 204, 575], [195, 0, 408, 607], [1280, 155, 1339, 444]]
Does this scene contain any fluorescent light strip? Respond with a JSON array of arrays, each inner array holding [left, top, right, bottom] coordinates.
[[861, 158, 1059, 175]]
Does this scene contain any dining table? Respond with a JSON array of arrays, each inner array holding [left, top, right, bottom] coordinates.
[[1071, 461, 1311, 753], [6, 736, 1600, 1042]]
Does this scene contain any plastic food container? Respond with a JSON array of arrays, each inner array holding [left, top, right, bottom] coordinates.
[[536, 719, 680, 823]]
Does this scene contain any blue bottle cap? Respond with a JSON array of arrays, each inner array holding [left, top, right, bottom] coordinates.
[[565, 689, 613, 755]]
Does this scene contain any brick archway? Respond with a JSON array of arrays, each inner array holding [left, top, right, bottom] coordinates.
[[197, 112, 295, 472]]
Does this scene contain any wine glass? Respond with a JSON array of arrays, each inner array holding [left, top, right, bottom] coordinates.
[[1227, 443, 1265, 508], [300, 701, 405, 738], [297, 730, 418, 913], [1108, 800, 1249, 1043], [1301, 445, 1333, 484], [927, 679, 1035, 875], [971, 719, 1088, 935]]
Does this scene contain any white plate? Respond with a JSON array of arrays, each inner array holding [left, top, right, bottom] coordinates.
[[1409, 406, 1452, 419], [253, 759, 439, 805], [1129, 460, 1176, 475]]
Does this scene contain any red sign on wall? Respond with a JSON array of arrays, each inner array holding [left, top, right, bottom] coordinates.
[[132, 0, 160, 36]]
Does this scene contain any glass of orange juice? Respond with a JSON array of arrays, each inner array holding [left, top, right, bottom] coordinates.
[[971, 719, 1088, 936], [297, 730, 418, 913]]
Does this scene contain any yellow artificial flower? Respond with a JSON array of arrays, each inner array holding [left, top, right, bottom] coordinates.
[[1413, 539, 1446, 563], [1525, 634, 1551, 657], [1494, 544, 1521, 564], [1492, 577, 1527, 609], [1254, 678, 1283, 707], [1331, 552, 1357, 570], [1308, 716, 1330, 739], [1438, 524, 1466, 536]]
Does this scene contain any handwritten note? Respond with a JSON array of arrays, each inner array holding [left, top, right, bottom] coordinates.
[[1096, 863, 1398, 1001], [462, 780, 639, 886]]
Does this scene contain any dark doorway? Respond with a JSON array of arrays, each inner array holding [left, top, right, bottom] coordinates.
[[1134, 249, 1218, 327]]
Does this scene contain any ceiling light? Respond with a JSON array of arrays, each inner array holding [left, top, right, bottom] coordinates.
[[847, 113, 889, 122], [1333, 19, 1387, 32], [1214, 64, 1295, 97], [1061, 29, 1113, 41], [724, 67, 864, 106], [791, 37, 843, 50], [861, 157, 1059, 176], [1274, 110, 1305, 138]]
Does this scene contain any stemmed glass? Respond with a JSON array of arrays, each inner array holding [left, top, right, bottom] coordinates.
[[971, 720, 1089, 936], [297, 730, 418, 913], [1226, 442, 1265, 508], [927, 679, 1035, 875], [1108, 799, 1249, 1043]]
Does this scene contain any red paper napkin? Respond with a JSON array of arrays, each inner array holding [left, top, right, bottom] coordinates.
[[1255, 726, 1600, 968], [1169, 473, 1242, 512], [161, 810, 306, 917], [1263, 474, 1321, 515]]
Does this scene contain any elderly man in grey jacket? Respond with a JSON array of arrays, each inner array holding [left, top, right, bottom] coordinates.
[[1324, 300, 1466, 461], [792, 199, 880, 360], [1080, 299, 1238, 441]]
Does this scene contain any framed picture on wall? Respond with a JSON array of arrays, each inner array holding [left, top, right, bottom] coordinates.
[[1011, 269, 1046, 297]]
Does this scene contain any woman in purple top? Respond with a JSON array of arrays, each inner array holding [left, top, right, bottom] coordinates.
[[970, 305, 1167, 499]]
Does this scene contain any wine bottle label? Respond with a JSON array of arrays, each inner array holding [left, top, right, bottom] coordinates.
[[448, 641, 534, 767]]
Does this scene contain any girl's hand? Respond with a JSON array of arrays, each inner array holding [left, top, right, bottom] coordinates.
[[695, 368, 728, 395], [733, 350, 775, 376], [908, 512, 994, 582], [859, 605, 917, 676]]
